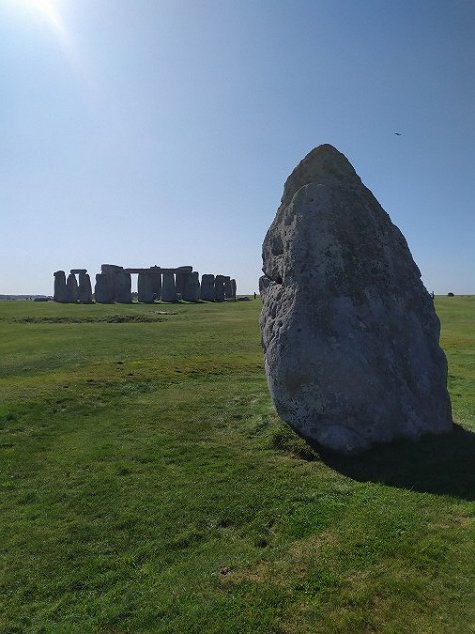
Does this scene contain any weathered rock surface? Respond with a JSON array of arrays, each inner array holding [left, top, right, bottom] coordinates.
[[182, 272, 200, 302], [224, 277, 233, 299], [66, 273, 79, 303], [161, 272, 177, 302], [138, 273, 154, 303], [53, 270, 68, 303], [78, 272, 93, 304], [94, 273, 114, 303], [214, 275, 226, 302], [260, 144, 452, 455], [230, 279, 237, 300], [116, 271, 132, 303], [201, 274, 215, 301]]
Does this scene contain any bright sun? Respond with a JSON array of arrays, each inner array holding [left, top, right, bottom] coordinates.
[[30, 0, 64, 31]]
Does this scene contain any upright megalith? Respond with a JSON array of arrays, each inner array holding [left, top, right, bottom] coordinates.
[[201, 274, 215, 301], [161, 272, 177, 302], [78, 272, 93, 304], [214, 275, 226, 302], [150, 267, 162, 300], [138, 273, 154, 303], [116, 271, 132, 303], [66, 273, 79, 303], [182, 271, 200, 302], [224, 277, 233, 299], [230, 279, 237, 300], [94, 274, 114, 303], [53, 271, 68, 303], [260, 144, 452, 455]]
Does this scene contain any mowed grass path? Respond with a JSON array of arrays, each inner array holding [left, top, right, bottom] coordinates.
[[0, 297, 474, 633]]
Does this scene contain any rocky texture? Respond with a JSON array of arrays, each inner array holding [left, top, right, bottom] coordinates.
[[94, 274, 114, 303], [161, 272, 177, 302], [175, 270, 188, 298], [66, 273, 79, 303], [53, 271, 68, 303], [78, 272, 93, 304], [260, 144, 452, 455], [230, 279, 237, 300], [214, 275, 226, 302], [182, 271, 200, 302], [224, 277, 233, 299], [201, 274, 215, 301], [138, 273, 154, 303], [116, 271, 132, 303]]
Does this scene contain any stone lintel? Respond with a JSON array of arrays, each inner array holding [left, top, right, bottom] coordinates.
[[101, 264, 123, 274], [123, 266, 193, 275], [70, 269, 87, 274]]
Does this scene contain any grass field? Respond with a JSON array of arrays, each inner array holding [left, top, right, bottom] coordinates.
[[0, 296, 474, 633]]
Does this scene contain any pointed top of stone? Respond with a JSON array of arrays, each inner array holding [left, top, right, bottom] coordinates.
[[280, 144, 362, 208]]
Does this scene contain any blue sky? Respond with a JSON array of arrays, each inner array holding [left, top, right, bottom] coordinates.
[[1, 0, 473, 295]]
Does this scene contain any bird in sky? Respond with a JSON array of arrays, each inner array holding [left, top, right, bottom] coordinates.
[[394, 132, 402, 136]]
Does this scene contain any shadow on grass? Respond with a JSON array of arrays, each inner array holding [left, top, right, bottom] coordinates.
[[318, 424, 475, 501]]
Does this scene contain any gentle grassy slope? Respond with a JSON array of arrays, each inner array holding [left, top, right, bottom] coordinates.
[[0, 297, 474, 633]]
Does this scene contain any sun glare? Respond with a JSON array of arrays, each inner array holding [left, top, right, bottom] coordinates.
[[10, 0, 93, 85], [31, 0, 65, 34]]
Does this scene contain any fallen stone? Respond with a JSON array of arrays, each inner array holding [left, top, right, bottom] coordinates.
[[260, 144, 452, 455]]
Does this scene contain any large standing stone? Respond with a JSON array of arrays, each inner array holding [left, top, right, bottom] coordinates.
[[175, 271, 189, 298], [214, 275, 226, 302], [260, 144, 452, 455], [78, 272, 93, 304], [95, 274, 114, 303], [53, 270, 68, 303], [224, 277, 233, 299], [182, 272, 200, 302], [201, 274, 215, 301], [230, 279, 237, 300], [161, 272, 177, 302], [150, 267, 162, 300], [138, 273, 154, 303], [66, 273, 79, 303], [116, 271, 132, 303]]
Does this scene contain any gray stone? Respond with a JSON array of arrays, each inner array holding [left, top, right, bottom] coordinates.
[[260, 144, 452, 455], [138, 273, 154, 303], [151, 268, 162, 300], [224, 277, 233, 299], [53, 270, 68, 303], [200, 274, 215, 301], [66, 273, 79, 303], [94, 273, 114, 303], [175, 270, 189, 297], [182, 271, 200, 302], [161, 272, 177, 302], [100, 264, 124, 301], [230, 279, 237, 300], [116, 271, 132, 303], [214, 275, 226, 302], [78, 272, 93, 304]]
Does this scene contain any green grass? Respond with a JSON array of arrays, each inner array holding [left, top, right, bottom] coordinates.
[[0, 296, 474, 633]]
